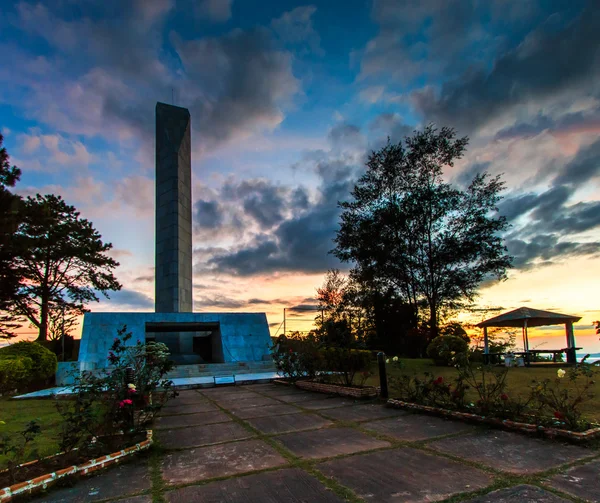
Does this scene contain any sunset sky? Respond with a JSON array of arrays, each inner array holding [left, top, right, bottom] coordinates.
[[1, 0, 599, 353]]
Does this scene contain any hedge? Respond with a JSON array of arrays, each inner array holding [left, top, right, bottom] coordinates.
[[0, 356, 34, 393], [0, 341, 57, 391]]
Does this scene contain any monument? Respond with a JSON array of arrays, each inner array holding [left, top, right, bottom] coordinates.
[[71, 102, 273, 377]]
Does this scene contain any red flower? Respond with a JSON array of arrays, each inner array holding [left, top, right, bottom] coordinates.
[[119, 399, 133, 408], [500, 394, 509, 401], [554, 411, 565, 420], [433, 377, 444, 385], [127, 388, 137, 394]]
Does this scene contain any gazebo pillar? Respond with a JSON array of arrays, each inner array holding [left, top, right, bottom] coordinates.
[[565, 322, 576, 364]]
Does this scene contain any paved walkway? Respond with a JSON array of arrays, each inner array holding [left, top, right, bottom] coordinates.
[[14, 372, 284, 399], [32, 383, 600, 502]]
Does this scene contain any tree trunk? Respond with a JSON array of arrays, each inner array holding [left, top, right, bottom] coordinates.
[[429, 302, 438, 341]]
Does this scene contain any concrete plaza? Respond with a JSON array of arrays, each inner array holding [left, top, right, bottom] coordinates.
[[32, 383, 600, 502]]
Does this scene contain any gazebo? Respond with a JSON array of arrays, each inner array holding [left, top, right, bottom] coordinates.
[[476, 307, 582, 364]]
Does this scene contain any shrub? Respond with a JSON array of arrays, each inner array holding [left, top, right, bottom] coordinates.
[[426, 335, 468, 366], [270, 333, 323, 382], [0, 342, 57, 389], [320, 348, 371, 386], [55, 325, 177, 455], [0, 357, 33, 394]]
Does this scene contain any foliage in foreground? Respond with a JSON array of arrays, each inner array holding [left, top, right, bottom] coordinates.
[[0, 342, 57, 394], [271, 332, 372, 386], [0, 420, 41, 484], [55, 325, 177, 456], [391, 355, 599, 431]]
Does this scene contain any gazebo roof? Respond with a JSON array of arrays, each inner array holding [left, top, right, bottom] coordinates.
[[476, 307, 581, 328]]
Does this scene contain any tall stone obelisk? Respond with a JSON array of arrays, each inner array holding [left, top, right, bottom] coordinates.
[[155, 102, 193, 313]]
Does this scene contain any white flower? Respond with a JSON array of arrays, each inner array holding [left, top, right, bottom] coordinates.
[[385, 359, 390, 364], [557, 369, 566, 379], [392, 356, 399, 362], [128, 383, 137, 390]]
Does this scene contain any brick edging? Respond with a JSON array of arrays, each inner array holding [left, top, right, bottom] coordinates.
[[273, 378, 378, 399], [0, 430, 153, 502], [387, 399, 600, 442]]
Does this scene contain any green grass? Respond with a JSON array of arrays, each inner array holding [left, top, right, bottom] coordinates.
[[0, 397, 63, 469], [365, 358, 600, 422]]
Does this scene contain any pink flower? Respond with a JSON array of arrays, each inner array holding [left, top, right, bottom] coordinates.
[[119, 399, 133, 408], [127, 388, 136, 394]]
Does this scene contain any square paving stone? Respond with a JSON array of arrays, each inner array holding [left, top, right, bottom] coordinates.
[[319, 447, 492, 503], [322, 404, 406, 422], [217, 395, 281, 409], [32, 460, 150, 502], [161, 439, 288, 484], [245, 412, 333, 435], [546, 458, 600, 501], [107, 497, 152, 503], [154, 410, 231, 429], [157, 421, 254, 449], [160, 401, 219, 415], [231, 403, 302, 419], [276, 427, 390, 459], [298, 397, 357, 410], [362, 413, 474, 441], [164, 468, 345, 503], [464, 485, 571, 502], [165, 391, 207, 405], [429, 430, 593, 474], [273, 392, 327, 403]]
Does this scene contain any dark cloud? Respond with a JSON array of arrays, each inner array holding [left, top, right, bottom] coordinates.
[[368, 113, 414, 146], [506, 235, 600, 270], [193, 295, 247, 309], [207, 160, 355, 276], [195, 0, 232, 22], [195, 200, 224, 229], [11, 3, 300, 153], [494, 108, 600, 142], [270, 5, 322, 55], [99, 288, 154, 309], [134, 275, 154, 283], [172, 27, 299, 150], [413, 2, 600, 133], [553, 137, 600, 187]]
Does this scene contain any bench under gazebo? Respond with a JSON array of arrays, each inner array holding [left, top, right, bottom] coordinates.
[[477, 307, 582, 365]]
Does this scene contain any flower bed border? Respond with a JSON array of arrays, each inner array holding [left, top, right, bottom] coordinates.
[[0, 430, 153, 502], [387, 399, 600, 443], [273, 379, 378, 399]]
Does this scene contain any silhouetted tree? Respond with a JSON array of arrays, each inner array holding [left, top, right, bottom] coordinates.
[[0, 132, 24, 338], [333, 124, 512, 340], [6, 194, 122, 341]]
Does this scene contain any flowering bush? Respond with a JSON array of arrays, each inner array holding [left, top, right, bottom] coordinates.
[[391, 354, 598, 431], [55, 325, 177, 455], [426, 336, 469, 366], [529, 361, 598, 430]]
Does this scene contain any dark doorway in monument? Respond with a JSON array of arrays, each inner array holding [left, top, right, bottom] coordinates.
[[145, 322, 225, 365]]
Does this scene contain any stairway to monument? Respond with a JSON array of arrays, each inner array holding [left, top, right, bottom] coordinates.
[[166, 360, 277, 379]]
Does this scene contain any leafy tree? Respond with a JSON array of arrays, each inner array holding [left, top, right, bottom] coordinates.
[[6, 194, 122, 341], [0, 132, 24, 338], [333, 124, 512, 340]]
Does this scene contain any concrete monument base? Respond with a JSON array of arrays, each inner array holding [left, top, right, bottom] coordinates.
[[77, 312, 272, 372]]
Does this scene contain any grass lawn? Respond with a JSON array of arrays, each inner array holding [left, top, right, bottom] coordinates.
[[365, 358, 600, 422], [0, 397, 63, 470]]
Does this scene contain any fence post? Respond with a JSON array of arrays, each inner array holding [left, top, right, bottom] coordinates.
[[377, 352, 388, 399]]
